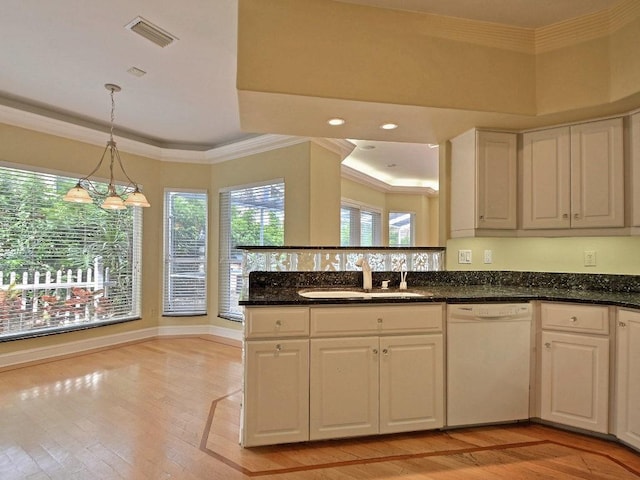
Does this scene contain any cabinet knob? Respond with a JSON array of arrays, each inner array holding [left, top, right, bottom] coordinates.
[[275, 344, 282, 352], [562, 213, 569, 219], [544, 342, 551, 349], [275, 320, 282, 328], [377, 318, 383, 324], [373, 348, 378, 355], [574, 213, 580, 219], [619, 321, 627, 328], [569, 316, 577, 323], [382, 348, 389, 355], [479, 215, 484, 220]]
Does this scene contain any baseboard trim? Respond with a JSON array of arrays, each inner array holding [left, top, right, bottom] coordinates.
[[0, 325, 243, 370]]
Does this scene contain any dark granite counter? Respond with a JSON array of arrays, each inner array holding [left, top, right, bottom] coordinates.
[[240, 271, 640, 309]]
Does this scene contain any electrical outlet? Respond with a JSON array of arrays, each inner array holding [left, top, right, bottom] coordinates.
[[458, 250, 472, 264], [584, 250, 597, 267], [484, 249, 493, 264]]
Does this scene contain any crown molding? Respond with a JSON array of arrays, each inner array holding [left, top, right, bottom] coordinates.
[[341, 164, 438, 196], [311, 138, 356, 160], [1, 102, 434, 192]]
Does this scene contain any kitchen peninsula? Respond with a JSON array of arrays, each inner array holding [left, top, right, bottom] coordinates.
[[240, 269, 640, 453]]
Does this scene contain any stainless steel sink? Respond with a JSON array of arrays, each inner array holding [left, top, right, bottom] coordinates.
[[297, 289, 428, 299]]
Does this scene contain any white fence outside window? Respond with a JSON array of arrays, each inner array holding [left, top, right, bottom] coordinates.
[[0, 257, 112, 338]]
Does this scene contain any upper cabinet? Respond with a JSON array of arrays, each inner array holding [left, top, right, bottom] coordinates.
[[522, 127, 571, 229], [449, 114, 634, 238], [451, 129, 517, 237], [522, 118, 624, 230], [630, 113, 640, 228]]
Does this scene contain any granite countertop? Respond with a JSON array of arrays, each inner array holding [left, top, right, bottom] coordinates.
[[240, 271, 640, 309]]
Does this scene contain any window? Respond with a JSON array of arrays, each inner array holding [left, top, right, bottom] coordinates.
[[389, 212, 415, 246], [0, 164, 142, 340], [341, 203, 381, 246], [163, 190, 208, 316], [219, 181, 284, 321]]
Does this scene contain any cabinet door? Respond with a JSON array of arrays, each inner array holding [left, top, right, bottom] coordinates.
[[616, 310, 640, 450], [540, 331, 609, 433], [570, 118, 624, 228], [310, 337, 378, 440], [243, 339, 309, 446], [476, 131, 517, 229], [631, 114, 640, 227], [522, 127, 571, 229], [379, 335, 444, 434]]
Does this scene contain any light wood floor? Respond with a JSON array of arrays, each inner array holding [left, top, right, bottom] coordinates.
[[1, 337, 639, 479]]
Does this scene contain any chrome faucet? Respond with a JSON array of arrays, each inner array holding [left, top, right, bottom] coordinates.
[[355, 256, 372, 291]]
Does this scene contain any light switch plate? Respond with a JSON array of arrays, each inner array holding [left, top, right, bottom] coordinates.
[[458, 250, 472, 264], [584, 250, 597, 267]]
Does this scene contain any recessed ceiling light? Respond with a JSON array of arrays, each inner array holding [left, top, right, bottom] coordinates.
[[360, 145, 376, 150], [380, 123, 398, 130], [387, 163, 397, 168], [327, 118, 345, 126]]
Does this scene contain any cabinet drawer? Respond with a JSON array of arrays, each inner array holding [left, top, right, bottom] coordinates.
[[245, 307, 309, 339], [310, 304, 443, 337], [541, 302, 609, 334]]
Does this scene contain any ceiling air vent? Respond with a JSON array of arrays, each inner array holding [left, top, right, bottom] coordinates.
[[125, 16, 178, 48]]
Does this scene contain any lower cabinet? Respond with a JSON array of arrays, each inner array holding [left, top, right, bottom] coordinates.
[[242, 339, 309, 447], [539, 303, 610, 434], [616, 309, 640, 450], [242, 304, 445, 447], [309, 334, 443, 440]]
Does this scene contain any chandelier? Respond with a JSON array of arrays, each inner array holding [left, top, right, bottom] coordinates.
[[63, 83, 150, 210]]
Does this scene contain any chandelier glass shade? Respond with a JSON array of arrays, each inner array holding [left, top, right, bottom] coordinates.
[[63, 84, 150, 210]]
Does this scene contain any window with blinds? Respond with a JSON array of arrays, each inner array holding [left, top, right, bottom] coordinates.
[[389, 212, 415, 246], [341, 203, 381, 246], [219, 181, 284, 321], [0, 164, 142, 340], [163, 190, 208, 316]]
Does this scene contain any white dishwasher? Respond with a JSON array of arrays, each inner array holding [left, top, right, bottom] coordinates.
[[447, 303, 532, 427]]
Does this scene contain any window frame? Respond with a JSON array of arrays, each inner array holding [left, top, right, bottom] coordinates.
[[219, 179, 285, 322], [0, 161, 143, 341], [340, 199, 382, 247], [162, 189, 208, 317], [388, 211, 416, 246]]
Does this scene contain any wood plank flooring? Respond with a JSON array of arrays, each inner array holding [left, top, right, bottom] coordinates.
[[1, 337, 638, 479]]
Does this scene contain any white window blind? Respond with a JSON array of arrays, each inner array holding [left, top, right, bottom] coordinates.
[[163, 190, 208, 316], [219, 181, 284, 321], [389, 212, 415, 246], [0, 164, 142, 340], [341, 203, 381, 246]]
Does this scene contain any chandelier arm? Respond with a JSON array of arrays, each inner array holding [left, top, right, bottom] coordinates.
[[113, 144, 141, 190], [78, 144, 110, 183]]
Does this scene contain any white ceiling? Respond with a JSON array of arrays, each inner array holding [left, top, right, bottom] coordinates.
[[0, 0, 624, 191]]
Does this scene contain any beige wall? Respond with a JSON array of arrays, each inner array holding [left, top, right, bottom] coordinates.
[[238, 0, 640, 120], [446, 236, 640, 274]]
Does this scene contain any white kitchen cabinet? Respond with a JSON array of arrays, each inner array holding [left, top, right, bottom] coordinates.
[[451, 129, 517, 237], [522, 118, 624, 230], [242, 307, 310, 447], [522, 127, 571, 229], [539, 303, 610, 434], [616, 309, 640, 450], [309, 336, 379, 440], [630, 113, 640, 228], [309, 304, 444, 441], [571, 118, 624, 228], [379, 334, 443, 434]]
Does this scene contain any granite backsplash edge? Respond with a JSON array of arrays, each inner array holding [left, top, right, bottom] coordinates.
[[248, 271, 640, 294]]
